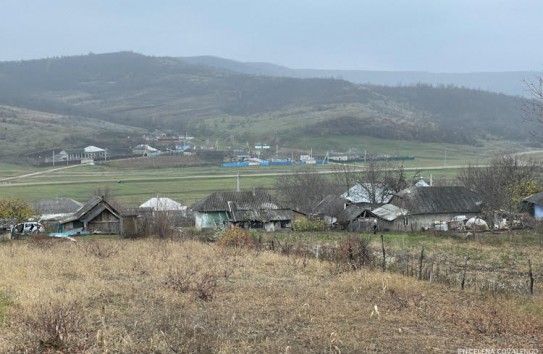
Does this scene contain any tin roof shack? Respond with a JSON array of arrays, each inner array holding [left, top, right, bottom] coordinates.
[[388, 186, 483, 232], [192, 191, 292, 232], [58, 196, 121, 234], [366, 204, 409, 231], [337, 204, 371, 232]]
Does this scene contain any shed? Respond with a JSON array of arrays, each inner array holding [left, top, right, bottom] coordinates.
[[58, 196, 121, 234]]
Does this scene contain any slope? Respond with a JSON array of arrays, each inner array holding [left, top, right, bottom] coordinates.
[[0, 52, 536, 160]]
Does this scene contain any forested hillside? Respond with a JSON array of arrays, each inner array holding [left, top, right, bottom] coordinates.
[[0, 52, 536, 159]]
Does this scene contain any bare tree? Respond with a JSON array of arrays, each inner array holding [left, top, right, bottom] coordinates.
[[274, 168, 340, 213], [332, 160, 412, 209], [458, 154, 542, 225], [524, 77, 543, 142]]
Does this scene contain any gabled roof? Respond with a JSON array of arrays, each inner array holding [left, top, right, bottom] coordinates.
[[337, 204, 368, 223], [524, 191, 543, 205], [389, 186, 482, 215], [60, 196, 120, 224], [340, 183, 393, 204], [313, 195, 348, 216], [139, 197, 186, 211], [192, 191, 285, 212], [32, 198, 83, 215]]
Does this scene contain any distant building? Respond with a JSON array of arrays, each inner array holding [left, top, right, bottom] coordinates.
[[45, 146, 107, 163], [132, 144, 159, 156]]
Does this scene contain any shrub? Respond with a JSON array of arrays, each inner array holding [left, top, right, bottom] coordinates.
[[7, 299, 92, 352], [292, 218, 328, 231], [328, 236, 373, 273], [216, 226, 255, 249], [79, 240, 122, 258]]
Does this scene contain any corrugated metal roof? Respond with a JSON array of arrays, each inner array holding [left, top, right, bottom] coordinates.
[[32, 198, 83, 214], [370, 204, 408, 221], [192, 191, 284, 212], [390, 186, 482, 215]]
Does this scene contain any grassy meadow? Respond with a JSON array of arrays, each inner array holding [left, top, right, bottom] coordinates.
[[0, 232, 542, 353], [0, 137, 531, 207]]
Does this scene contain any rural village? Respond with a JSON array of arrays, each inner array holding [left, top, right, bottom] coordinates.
[[2, 3, 543, 349], [3, 133, 538, 238]]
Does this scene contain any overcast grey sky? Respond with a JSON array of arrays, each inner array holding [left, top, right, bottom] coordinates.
[[2, 0, 543, 72]]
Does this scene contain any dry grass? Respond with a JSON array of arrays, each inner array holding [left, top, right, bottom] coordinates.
[[0, 237, 541, 353]]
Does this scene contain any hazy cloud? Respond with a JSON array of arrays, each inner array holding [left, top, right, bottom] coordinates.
[[2, 0, 543, 72]]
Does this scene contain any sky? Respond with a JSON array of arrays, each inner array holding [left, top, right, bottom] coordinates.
[[2, 0, 543, 72]]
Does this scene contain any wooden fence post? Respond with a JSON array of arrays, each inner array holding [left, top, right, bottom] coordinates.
[[461, 257, 469, 290], [418, 245, 425, 280], [380, 234, 386, 272], [528, 259, 534, 295]]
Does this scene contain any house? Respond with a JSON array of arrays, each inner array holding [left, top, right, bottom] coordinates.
[[32, 197, 84, 228], [58, 196, 121, 234], [522, 191, 543, 219], [192, 190, 292, 231], [387, 186, 482, 231], [313, 195, 349, 227], [340, 183, 394, 209], [45, 146, 107, 163]]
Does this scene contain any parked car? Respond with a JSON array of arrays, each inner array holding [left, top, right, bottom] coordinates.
[[11, 222, 45, 238]]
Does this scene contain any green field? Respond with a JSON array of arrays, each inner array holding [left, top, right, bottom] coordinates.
[[0, 139, 539, 207]]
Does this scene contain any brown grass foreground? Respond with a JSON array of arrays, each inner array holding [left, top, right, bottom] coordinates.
[[0, 237, 542, 353]]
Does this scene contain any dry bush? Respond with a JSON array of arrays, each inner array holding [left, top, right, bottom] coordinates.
[[4, 299, 92, 353], [326, 236, 374, 274], [216, 226, 256, 250], [163, 268, 220, 301], [78, 240, 123, 258], [26, 233, 57, 250], [0, 238, 542, 352]]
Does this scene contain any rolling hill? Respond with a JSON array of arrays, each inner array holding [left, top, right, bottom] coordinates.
[[180, 55, 543, 97], [0, 52, 538, 161]]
